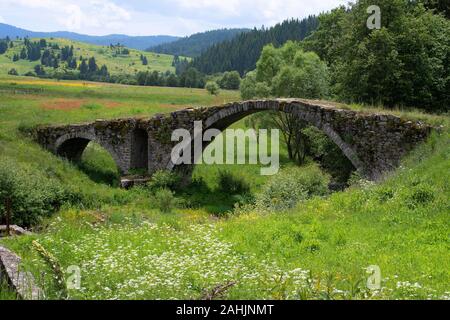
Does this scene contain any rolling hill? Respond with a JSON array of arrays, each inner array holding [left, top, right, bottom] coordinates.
[[148, 28, 249, 57], [0, 37, 179, 76], [0, 23, 179, 50]]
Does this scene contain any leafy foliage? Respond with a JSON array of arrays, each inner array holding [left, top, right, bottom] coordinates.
[[151, 188, 177, 213], [217, 71, 241, 90], [304, 0, 450, 111], [255, 164, 330, 212], [0, 160, 78, 226], [217, 170, 251, 195], [241, 41, 329, 100], [205, 81, 220, 95], [146, 170, 181, 193]]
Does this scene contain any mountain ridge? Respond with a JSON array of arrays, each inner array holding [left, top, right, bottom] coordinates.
[[0, 23, 179, 50], [148, 28, 250, 57]]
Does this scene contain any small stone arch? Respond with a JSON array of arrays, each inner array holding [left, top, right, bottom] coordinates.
[[55, 133, 126, 174], [131, 128, 149, 171]]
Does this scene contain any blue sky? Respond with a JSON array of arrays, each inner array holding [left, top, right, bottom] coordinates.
[[0, 0, 347, 36]]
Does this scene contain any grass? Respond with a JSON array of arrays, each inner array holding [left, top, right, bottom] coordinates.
[[0, 276, 18, 300], [0, 76, 449, 300], [0, 38, 182, 76]]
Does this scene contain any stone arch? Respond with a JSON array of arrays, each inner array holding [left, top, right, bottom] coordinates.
[[55, 133, 126, 174], [167, 100, 366, 176], [131, 128, 149, 171]]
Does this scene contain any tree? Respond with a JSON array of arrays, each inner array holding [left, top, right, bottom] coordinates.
[[142, 56, 148, 65], [145, 71, 160, 86], [166, 73, 179, 87], [219, 71, 241, 90], [34, 65, 45, 76], [420, 0, 450, 18], [12, 54, 19, 62], [68, 57, 77, 69], [0, 41, 8, 54], [205, 81, 220, 95], [240, 41, 330, 164], [99, 65, 109, 77], [79, 59, 88, 74], [88, 57, 98, 73], [20, 48, 27, 59], [182, 67, 204, 88], [41, 49, 51, 66], [304, 0, 450, 111], [245, 41, 329, 99], [27, 42, 41, 61]]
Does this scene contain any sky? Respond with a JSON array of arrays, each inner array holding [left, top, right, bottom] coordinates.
[[0, 0, 348, 37]]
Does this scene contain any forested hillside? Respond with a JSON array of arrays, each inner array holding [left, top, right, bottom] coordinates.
[[192, 17, 319, 75], [149, 28, 249, 57]]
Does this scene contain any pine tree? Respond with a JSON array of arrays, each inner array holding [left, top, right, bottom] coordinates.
[[88, 57, 98, 73], [79, 59, 88, 74], [20, 47, 27, 59], [68, 57, 77, 69], [0, 41, 8, 54]]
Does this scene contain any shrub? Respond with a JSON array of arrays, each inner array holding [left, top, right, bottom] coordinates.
[[147, 170, 181, 192], [404, 184, 435, 209], [255, 164, 330, 212], [8, 68, 18, 76], [0, 160, 77, 226], [151, 188, 177, 213], [217, 170, 250, 195], [205, 81, 220, 95]]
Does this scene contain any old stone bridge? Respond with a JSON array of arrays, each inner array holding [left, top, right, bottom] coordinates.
[[34, 99, 432, 182]]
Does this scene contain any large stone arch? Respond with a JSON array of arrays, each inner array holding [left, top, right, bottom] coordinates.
[[167, 100, 365, 177], [54, 132, 126, 174]]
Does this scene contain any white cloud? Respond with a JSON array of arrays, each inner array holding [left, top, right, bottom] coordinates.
[[2, 0, 131, 32], [0, 0, 347, 36], [0, 15, 5, 23]]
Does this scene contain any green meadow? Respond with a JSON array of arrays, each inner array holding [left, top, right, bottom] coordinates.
[[0, 76, 449, 300]]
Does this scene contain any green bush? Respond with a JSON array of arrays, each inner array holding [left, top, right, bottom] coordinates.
[[0, 160, 77, 226], [147, 170, 181, 193], [205, 81, 220, 96], [404, 184, 435, 209], [217, 170, 250, 195], [8, 68, 18, 76], [256, 164, 330, 212], [151, 188, 177, 213]]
